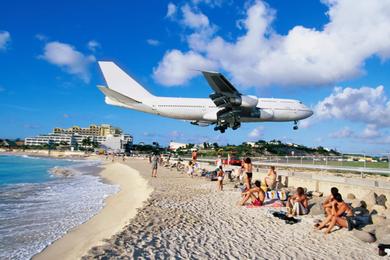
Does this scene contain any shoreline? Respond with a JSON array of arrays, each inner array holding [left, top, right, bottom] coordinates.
[[33, 161, 153, 260]]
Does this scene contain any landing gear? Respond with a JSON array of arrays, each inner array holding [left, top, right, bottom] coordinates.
[[214, 125, 227, 133], [293, 121, 298, 130]]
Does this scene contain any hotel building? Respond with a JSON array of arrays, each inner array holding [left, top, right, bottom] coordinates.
[[25, 124, 133, 152]]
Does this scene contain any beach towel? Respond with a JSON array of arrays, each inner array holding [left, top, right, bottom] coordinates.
[[265, 191, 288, 201]]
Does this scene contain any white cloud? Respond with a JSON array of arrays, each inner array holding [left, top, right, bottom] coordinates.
[[166, 3, 177, 18], [248, 126, 264, 140], [313, 85, 390, 127], [181, 4, 209, 29], [192, 0, 224, 7], [87, 40, 100, 52], [35, 34, 48, 41], [154, 0, 390, 87], [0, 31, 11, 50], [153, 49, 217, 86], [146, 39, 160, 46], [329, 127, 354, 138], [360, 124, 381, 139], [40, 41, 96, 83]]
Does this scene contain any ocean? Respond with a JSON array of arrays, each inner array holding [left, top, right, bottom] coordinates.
[[0, 155, 119, 260]]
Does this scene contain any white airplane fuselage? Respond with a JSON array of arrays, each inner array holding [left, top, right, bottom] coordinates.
[[105, 95, 313, 123]]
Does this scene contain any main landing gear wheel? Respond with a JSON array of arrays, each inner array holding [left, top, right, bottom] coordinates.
[[293, 121, 298, 130]]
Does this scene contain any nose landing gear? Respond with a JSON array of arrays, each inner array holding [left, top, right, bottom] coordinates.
[[293, 121, 298, 130]]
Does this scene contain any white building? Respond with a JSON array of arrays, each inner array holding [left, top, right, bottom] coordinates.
[[169, 142, 187, 151], [25, 134, 74, 146], [25, 132, 133, 150], [100, 134, 132, 153]]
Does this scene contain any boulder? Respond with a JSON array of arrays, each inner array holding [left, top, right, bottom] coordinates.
[[362, 224, 376, 235], [371, 205, 387, 215], [386, 200, 390, 209], [376, 194, 387, 207], [312, 191, 323, 197], [347, 193, 356, 200], [362, 191, 377, 209], [371, 215, 387, 225], [352, 230, 376, 243], [375, 225, 390, 244], [309, 202, 323, 215], [382, 209, 390, 219]]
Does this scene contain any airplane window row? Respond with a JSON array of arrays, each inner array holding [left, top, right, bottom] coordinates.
[[158, 105, 206, 108]]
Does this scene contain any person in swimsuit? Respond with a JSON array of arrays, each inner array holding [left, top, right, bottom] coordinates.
[[263, 166, 277, 189], [316, 193, 353, 234], [151, 153, 159, 178], [216, 166, 224, 191], [239, 180, 265, 206], [322, 187, 338, 216], [242, 157, 253, 191], [286, 187, 309, 216]]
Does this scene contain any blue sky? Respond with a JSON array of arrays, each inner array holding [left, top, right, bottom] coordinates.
[[1, 0, 390, 155]]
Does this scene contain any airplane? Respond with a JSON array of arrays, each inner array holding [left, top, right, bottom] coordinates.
[[97, 61, 313, 133]]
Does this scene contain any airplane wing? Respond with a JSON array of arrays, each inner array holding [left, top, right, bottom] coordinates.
[[201, 71, 243, 132]]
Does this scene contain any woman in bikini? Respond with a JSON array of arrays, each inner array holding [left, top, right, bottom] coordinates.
[[216, 166, 224, 191], [239, 180, 265, 206], [315, 193, 353, 234]]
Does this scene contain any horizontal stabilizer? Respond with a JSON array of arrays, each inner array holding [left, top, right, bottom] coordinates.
[[97, 85, 141, 105]]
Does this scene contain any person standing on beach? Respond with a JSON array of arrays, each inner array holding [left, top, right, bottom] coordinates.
[[151, 153, 158, 177], [242, 157, 253, 191], [192, 149, 198, 163], [216, 166, 224, 191]]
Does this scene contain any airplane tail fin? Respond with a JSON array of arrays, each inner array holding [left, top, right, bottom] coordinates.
[[98, 61, 154, 102]]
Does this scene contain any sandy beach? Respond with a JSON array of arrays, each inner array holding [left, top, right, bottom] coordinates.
[[77, 159, 382, 259], [34, 162, 152, 260]]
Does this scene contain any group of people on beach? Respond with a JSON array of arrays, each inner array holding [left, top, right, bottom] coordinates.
[[149, 153, 356, 234]]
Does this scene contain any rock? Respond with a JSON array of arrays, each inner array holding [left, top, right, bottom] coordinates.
[[382, 209, 390, 218], [347, 193, 356, 200], [371, 215, 387, 225], [386, 200, 390, 209], [376, 194, 387, 207], [362, 191, 377, 209], [353, 230, 376, 243], [312, 191, 323, 197], [309, 202, 323, 215], [375, 225, 390, 244], [372, 205, 387, 215], [362, 224, 376, 235]]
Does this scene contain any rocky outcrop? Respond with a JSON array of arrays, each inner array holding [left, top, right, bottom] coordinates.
[[49, 167, 73, 177]]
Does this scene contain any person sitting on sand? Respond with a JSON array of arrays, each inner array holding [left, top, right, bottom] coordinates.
[[216, 166, 224, 191], [263, 166, 277, 190], [239, 180, 265, 206], [322, 187, 338, 216], [187, 161, 194, 178], [286, 187, 308, 215], [242, 157, 253, 191], [315, 193, 353, 234]]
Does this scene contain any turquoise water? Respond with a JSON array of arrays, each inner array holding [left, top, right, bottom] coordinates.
[[0, 155, 72, 185], [0, 155, 119, 260]]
